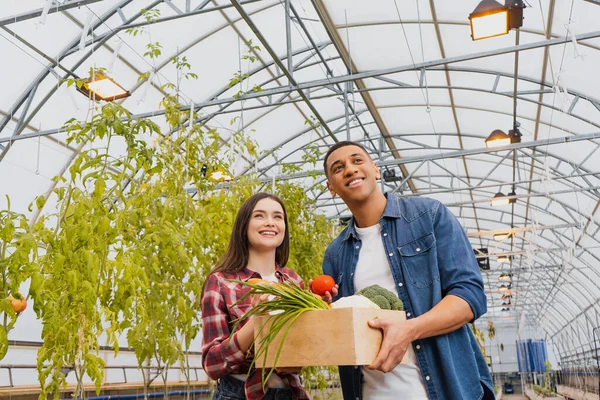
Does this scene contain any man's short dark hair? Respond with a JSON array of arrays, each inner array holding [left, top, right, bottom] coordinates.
[[322, 141, 371, 177]]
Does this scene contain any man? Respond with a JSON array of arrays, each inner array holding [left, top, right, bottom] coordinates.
[[321, 141, 494, 399]]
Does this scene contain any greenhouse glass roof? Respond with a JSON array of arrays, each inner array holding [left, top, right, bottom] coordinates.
[[2, 0, 600, 367]]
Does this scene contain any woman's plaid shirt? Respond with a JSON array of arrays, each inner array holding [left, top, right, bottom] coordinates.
[[201, 265, 310, 400]]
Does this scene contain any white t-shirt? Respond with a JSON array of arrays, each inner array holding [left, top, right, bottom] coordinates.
[[354, 223, 429, 400]]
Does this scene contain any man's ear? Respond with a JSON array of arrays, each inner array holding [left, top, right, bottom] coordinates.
[[326, 181, 336, 198], [373, 161, 381, 180]]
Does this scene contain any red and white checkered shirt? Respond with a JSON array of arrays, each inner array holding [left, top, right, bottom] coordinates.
[[201, 265, 310, 400]]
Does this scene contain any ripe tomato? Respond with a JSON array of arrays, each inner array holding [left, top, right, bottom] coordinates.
[[7, 296, 27, 313], [310, 275, 335, 296]]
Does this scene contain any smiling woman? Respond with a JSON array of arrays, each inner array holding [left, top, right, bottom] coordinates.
[[200, 192, 309, 400]]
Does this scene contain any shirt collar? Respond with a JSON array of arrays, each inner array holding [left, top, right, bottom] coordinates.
[[341, 193, 402, 241], [233, 264, 287, 281]]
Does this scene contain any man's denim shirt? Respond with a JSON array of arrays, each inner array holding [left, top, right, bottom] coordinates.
[[322, 194, 494, 400]]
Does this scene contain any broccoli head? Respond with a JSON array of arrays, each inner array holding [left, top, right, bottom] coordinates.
[[357, 284, 404, 311]]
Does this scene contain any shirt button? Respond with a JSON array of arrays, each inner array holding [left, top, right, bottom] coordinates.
[[407, 312, 411, 317], [398, 282, 403, 287], [416, 248, 421, 252], [356, 245, 360, 249], [416, 345, 421, 350], [354, 366, 359, 369], [383, 233, 388, 236], [389, 253, 393, 257], [426, 376, 430, 381]]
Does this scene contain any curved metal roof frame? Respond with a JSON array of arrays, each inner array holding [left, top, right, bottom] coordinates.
[[2, 0, 600, 368]]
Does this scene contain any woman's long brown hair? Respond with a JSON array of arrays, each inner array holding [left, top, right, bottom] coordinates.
[[211, 192, 290, 275]]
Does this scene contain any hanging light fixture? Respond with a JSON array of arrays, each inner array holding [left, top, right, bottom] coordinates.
[[485, 127, 522, 148], [498, 272, 512, 281], [211, 170, 233, 182], [497, 255, 511, 264], [485, 129, 512, 148], [77, 71, 130, 101], [490, 191, 510, 207], [469, 0, 525, 41], [499, 283, 512, 292], [493, 232, 511, 241]]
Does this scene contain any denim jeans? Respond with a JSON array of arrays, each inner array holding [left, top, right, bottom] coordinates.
[[213, 375, 293, 400]]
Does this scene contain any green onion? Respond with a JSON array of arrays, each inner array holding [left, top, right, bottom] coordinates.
[[227, 279, 329, 390]]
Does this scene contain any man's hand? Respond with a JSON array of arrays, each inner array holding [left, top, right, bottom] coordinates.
[[308, 280, 338, 304], [365, 317, 417, 373]]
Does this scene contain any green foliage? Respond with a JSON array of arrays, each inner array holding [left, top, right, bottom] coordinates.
[[4, 34, 338, 399], [0, 196, 39, 359], [470, 324, 489, 365], [487, 320, 495, 339], [144, 42, 162, 59], [533, 384, 556, 397], [126, 8, 161, 36]]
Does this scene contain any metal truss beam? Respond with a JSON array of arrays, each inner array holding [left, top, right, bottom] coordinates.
[[0, 0, 104, 26], [9, 60, 600, 149], [58, 29, 598, 133], [311, 0, 416, 193], [0, 0, 267, 158], [244, 131, 600, 183], [191, 29, 600, 106], [230, 0, 335, 141], [466, 223, 580, 237]]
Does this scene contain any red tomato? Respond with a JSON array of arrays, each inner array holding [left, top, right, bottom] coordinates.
[[311, 275, 335, 296]]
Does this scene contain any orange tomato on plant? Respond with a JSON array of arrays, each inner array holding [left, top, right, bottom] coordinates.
[[7, 295, 27, 313], [310, 275, 335, 296]]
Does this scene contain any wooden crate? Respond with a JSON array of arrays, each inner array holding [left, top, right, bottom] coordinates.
[[254, 308, 406, 368]]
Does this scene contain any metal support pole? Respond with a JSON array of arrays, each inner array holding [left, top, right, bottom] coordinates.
[[593, 327, 600, 395], [379, 135, 384, 191], [285, 0, 293, 78]]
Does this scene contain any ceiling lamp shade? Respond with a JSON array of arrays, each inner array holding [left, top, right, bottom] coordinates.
[[497, 255, 512, 264], [469, 0, 509, 41], [469, 0, 525, 41], [77, 72, 129, 101], [498, 273, 512, 281], [485, 129, 512, 148], [211, 170, 233, 182], [490, 192, 510, 207], [494, 232, 511, 241], [498, 283, 511, 293]]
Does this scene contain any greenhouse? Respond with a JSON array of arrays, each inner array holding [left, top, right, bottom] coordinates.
[[1, 0, 600, 399]]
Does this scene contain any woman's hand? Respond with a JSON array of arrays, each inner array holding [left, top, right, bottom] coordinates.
[[251, 293, 273, 308], [308, 280, 339, 304]]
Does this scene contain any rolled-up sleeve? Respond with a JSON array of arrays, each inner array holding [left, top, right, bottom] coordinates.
[[433, 201, 487, 321], [201, 274, 246, 380]]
